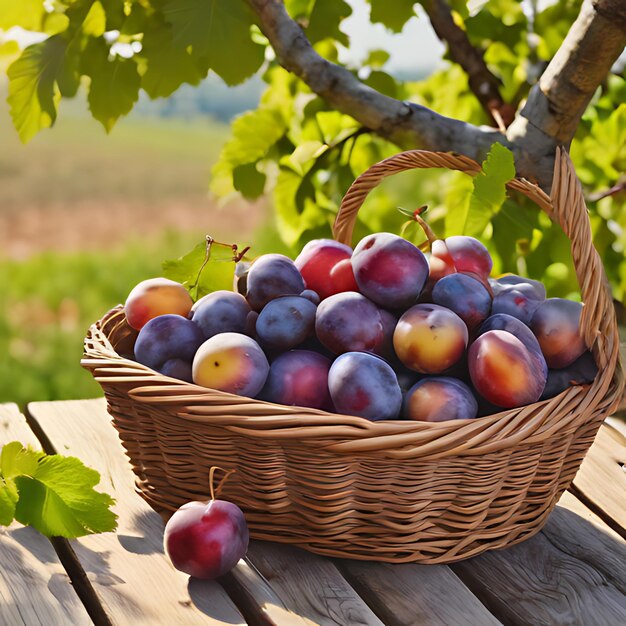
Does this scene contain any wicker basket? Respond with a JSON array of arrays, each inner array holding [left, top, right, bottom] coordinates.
[[83, 148, 623, 564]]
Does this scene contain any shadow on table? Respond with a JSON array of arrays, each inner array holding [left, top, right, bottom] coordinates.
[[117, 509, 165, 555]]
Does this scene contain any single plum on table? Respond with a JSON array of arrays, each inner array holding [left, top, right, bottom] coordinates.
[[432, 273, 492, 331], [315, 291, 383, 355], [255, 296, 317, 351], [245, 254, 305, 311], [530, 298, 586, 368], [294, 239, 357, 300], [469, 329, 547, 408], [260, 350, 331, 409], [393, 304, 468, 374], [351, 232, 428, 309], [192, 333, 269, 397], [164, 499, 249, 580], [125, 277, 193, 330], [328, 352, 402, 420], [404, 377, 478, 422], [191, 291, 251, 339], [134, 314, 204, 371], [540, 351, 598, 400]]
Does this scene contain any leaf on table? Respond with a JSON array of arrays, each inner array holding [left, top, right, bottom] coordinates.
[[0, 478, 19, 526], [1, 441, 43, 479], [14, 454, 117, 538]]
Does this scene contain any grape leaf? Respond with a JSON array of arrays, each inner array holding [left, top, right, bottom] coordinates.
[[140, 22, 204, 98], [368, 0, 416, 33], [0, 0, 45, 30], [0, 478, 19, 526], [14, 454, 116, 538], [162, 242, 237, 300], [156, 0, 265, 86], [7, 36, 66, 143], [82, 38, 141, 132], [464, 142, 516, 236], [1, 441, 42, 479], [233, 163, 267, 199], [307, 0, 352, 46], [1, 442, 117, 538]]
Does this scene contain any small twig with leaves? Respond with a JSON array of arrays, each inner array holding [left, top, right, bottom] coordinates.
[[189, 235, 251, 301]]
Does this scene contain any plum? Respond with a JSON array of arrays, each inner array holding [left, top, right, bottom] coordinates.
[[393, 304, 468, 373], [294, 239, 357, 300], [468, 329, 547, 408], [530, 298, 586, 368], [192, 333, 269, 397], [134, 314, 204, 371], [328, 352, 402, 420], [540, 351, 598, 400], [432, 273, 492, 331], [260, 350, 331, 409], [404, 377, 478, 422], [352, 232, 428, 309], [191, 291, 251, 339], [315, 291, 383, 355], [256, 296, 316, 351], [125, 277, 193, 330], [245, 254, 305, 311], [164, 499, 248, 580]]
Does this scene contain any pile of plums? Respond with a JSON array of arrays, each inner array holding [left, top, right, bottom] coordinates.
[[124, 231, 597, 423]]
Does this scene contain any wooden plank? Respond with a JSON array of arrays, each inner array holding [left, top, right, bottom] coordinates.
[[336, 558, 500, 626], [451, 490, 626, 625], [27, 399, 245, 626], [571, 423, 626, 537], [242, 541, 385, 626], [0, 404, 93, 626]]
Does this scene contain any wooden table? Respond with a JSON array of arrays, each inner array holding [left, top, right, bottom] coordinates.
[[1, 399, 625, 626]]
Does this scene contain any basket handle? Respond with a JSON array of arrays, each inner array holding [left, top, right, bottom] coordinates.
[[332, 147, 620, 374]]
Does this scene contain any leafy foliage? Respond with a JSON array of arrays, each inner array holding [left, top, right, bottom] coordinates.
[[0, 442, 117, 538], [2, 0, 625, 303]]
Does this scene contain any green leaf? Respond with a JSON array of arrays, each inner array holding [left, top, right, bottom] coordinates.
[[307, 0, 352, 46], [368, 0, 416, 33], [1, 442, 42, 479], [14, 454, 116, 538], [285, 0, 316, 20], [233, 163, 267, 199], [0, 0, 45, 30], [157, 0, 265, 85], [0, 478, 19, 526], [162, 242, 237, 300], [7, 36, 66, 143], [464, 142, 516, 236], [82, 1, 107, 37], [82, 38, 141, 132], [140, 22, 204, 98], [364, 70, 399, 98], [211, 107, 287, 196], [365, 49, 390, 69]]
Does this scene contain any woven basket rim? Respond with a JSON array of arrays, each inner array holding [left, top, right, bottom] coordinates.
[[83, 148, 624, 459]]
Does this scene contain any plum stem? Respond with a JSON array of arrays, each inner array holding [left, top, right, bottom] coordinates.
[[209, 466, 237, 501], [397, 206, 439, 250]]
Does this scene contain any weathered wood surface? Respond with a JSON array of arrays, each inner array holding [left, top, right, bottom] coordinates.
[[452, 463, 626, 625], [571, 423, 626, 537], [336, 558, 500, 626], [22, 398, 626, 626], [0, 404, 92, 626], [26, 399, 245, 626]]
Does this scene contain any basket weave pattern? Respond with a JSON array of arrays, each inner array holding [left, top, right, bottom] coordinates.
[[83, 148, 624, 564]]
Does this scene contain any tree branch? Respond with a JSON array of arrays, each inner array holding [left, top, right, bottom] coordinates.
[[247, 0, 505, 161], [420, 0, 514, 128], [507, 0, 626, 186]]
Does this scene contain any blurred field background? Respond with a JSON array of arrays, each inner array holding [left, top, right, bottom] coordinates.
[[0, 80, 272, 405]]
